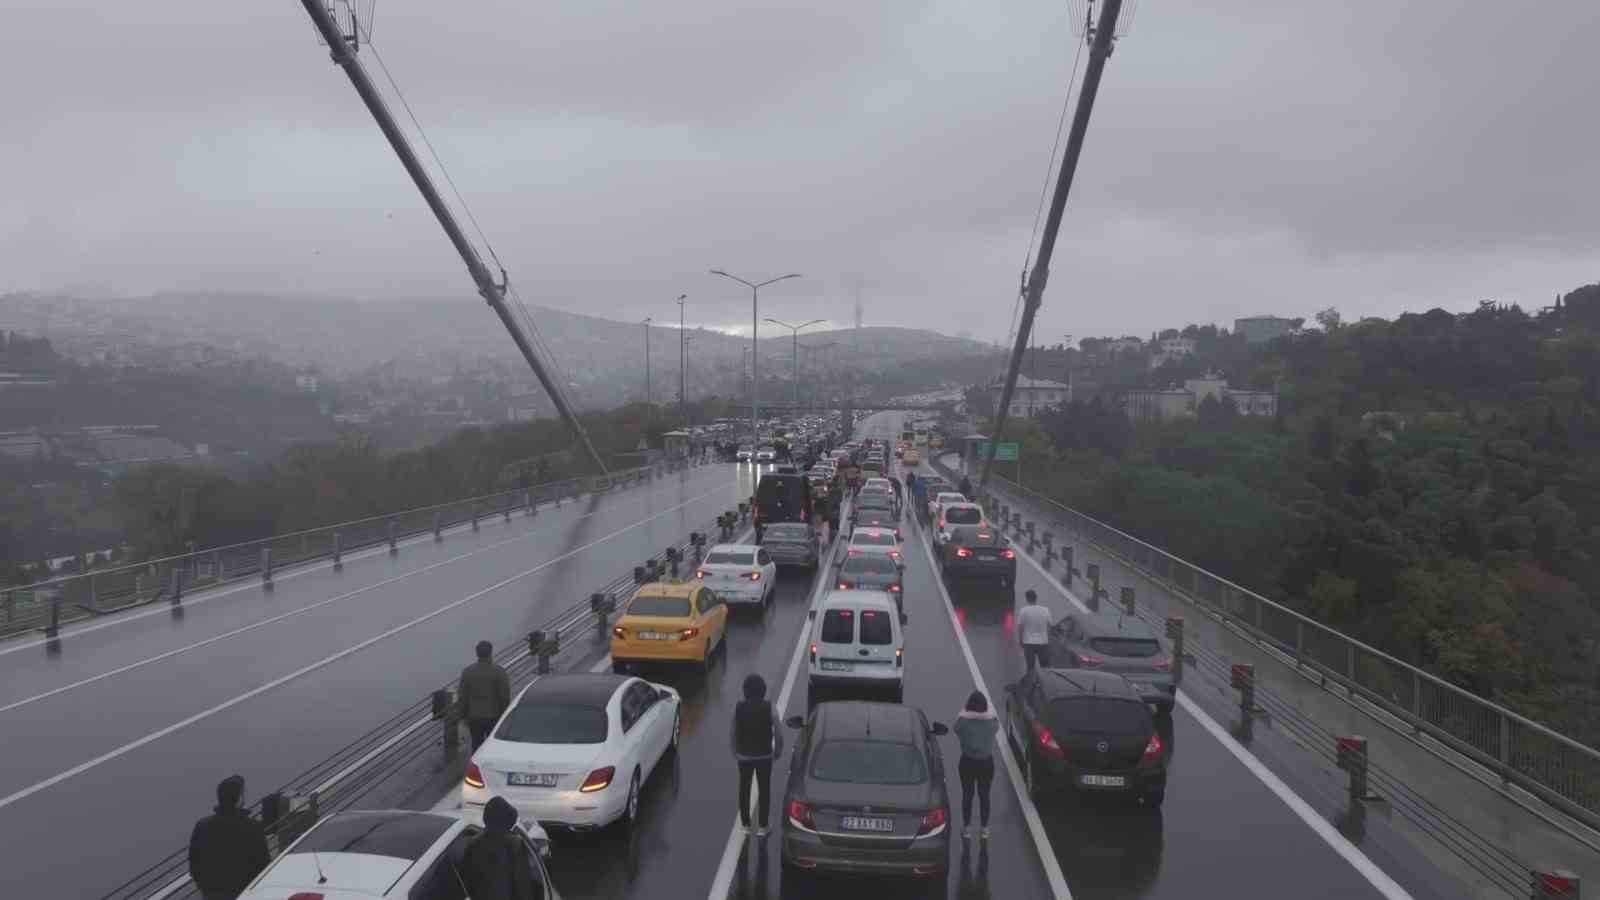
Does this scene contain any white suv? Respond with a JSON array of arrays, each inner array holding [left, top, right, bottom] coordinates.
[[806, 589, 905, 704]]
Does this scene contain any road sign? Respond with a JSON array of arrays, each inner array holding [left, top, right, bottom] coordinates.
[[976, 441, 1020, 461]]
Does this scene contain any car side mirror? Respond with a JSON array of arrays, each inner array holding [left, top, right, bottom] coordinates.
[[785, 715, 805, 728], [658, 688, 673, 702], [929, 722, 950, 736]]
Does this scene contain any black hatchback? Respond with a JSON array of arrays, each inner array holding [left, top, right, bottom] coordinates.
[[1003, 669, 1167, 807]]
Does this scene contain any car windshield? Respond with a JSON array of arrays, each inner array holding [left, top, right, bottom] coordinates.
[[810, 740, 927, 785], [945, 507, 982, 525], [704, 550, 754, 565], [841, 555, 898, 575], [627, 594, 691, 617], [859, 608, 894, 645], [496, 702, 608, 744], [820, 608, 855, 643], [1091, 637, 1163, 658], [853, 532, 896, 547], [1049, 697, 1152, 735], [764, 524, 809, 541]]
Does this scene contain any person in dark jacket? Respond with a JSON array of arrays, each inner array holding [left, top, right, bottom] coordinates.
[[958, 474, 974, 498], [460, 640, 511, 752], [461, 796, 541, 900], [730, 673, 785, 837], [188, 774, 270, 900]]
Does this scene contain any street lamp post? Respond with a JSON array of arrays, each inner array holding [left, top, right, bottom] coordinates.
[[641, 317, 652, 424], [710, 270, 801, 455], [765, 317, 825, 413], [676, 294, 688, 426]]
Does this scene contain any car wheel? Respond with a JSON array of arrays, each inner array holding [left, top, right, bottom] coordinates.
[[1143, 789, 1165, 809], [621, 769, 641, 827]]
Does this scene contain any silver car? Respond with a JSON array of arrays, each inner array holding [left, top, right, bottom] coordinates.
[[761, 521, 821, 571], [781, 701, 951, 881], [1049, 612, 1176, 713]]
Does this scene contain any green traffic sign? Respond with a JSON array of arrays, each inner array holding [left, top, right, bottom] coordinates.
[[976, 441, 1020, 462]]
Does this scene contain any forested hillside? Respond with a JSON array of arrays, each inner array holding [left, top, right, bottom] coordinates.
[[1016, 284, 1600, 741]]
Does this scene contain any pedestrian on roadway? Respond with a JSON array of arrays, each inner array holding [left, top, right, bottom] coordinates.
[[1017, 589, 1053, 671], [188, 774, 270, 900], [958, 474, 974, 498], [953, 691, 1000, 840], [461, 796, 542, 900], [460, 640, 511, 752], [731, 673, 785, 837]]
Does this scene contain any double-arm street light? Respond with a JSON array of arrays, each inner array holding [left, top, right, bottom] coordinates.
[[765, 317, 825, 413], [710, 269, 801, 454]]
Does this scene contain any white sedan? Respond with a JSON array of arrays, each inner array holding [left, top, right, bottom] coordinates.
[[928, 490, 966, 524], [464, 673, 680, 832], [696, 543, 777, 607]]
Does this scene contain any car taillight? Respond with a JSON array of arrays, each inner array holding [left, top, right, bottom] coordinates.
[[977, 532, 992, 540], [955, 547, 971, 558], [464, 762, 486, 789], [917, 807, 947, 835], [1153, 657, 1173, 672], [747, 571, 762, 581], [695, 569, 706, 579], [1142, 732, 1163, 763], [579, 766, 615, 793], [888, 583, 901, 592], [287, 894, 326, 900], [838, 581, 850, 589], [894, 528, 902, 538], [1036, 725, 1065, 758], [611, 626, 625, 639], [810, 643, 817, 663], [896, 647, 904, 668], [889, 549, 901, 559], [787, 799, 816, 830], [678, 627, 700, 641], [1000, 549, 1016, 559], [1077, 652, 1105, 668]]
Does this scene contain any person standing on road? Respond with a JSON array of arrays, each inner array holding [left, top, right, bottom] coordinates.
[[461, 796, 541, 900], [460, 640, 511, 752], [188, 774, 270, 900], [1017, 589, 1053, 671], [958, 474, 974, 498], [953, 691, 999, 839], [731, 673, 785, 837]]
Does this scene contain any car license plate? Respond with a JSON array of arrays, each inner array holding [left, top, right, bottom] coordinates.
[[820, 660, 853, 672], [976, 552, 995, 559], [1080, 774, 1125, 787], [508, 773, 559, 787], [840, 816, 895, 832], [635, 631, 669, 640]]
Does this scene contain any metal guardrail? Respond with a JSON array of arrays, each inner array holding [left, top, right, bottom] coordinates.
[[0, 459, 706, 638], [100, 510, 730, 900], [930, 453, 1600, 832]]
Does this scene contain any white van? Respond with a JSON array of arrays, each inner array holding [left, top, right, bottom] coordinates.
[[806, 589, 906, 704]]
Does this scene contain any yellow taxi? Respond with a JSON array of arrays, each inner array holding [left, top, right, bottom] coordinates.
[[610, 580, 728, 673], [902, 447, 922, 465]]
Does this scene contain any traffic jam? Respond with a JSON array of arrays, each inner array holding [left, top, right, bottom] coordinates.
[[221, 413, 1186, 900]]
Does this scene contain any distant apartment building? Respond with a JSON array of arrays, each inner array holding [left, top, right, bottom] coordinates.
[[989, 375, 1071, 418], [1234, 316, 1302, 344], [1149, 336, 1196, 369], [1121, 374, 1277, 422], [1103, 337, 1144, 357]]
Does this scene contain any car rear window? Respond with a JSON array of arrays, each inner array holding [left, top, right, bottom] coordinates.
[[1048, 697, 1153, 735], [859, 609, 894, 645], [627, 595, 692, 617], [820, 609, 855, 643], [937, 493, 964, 504], [857, 497, 893, 511], [945, 507, 982, 525], [704, 550, 754, 565], [1090, 637, 1163, 658], [853, 532, 895, 547], [764, 525, 809, 541], [810, 740, 927, 785], [289, 812, 452, 861], [496, 702, 608, 744], [842, 555, 898, 575]]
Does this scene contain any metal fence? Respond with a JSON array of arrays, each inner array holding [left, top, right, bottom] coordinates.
[[0, 460, 703, 638], [930, 453, 1600, 831]]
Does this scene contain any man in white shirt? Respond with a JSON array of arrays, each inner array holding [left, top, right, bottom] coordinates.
[[1016, 589, 1053, 671]]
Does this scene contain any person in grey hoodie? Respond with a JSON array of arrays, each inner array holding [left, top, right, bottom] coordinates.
[[730, 673, 786, 836], [953, 690, 1000, 839]]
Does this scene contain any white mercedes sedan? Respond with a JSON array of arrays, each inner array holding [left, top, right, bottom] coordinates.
[[463, 673, 680, 832]]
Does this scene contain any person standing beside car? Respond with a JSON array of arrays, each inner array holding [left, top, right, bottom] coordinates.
[[730, 674, 786, 837], [1017, 589, 1053, 671], [953, 691, 999, 840], [460, 640, 511, 751], [188, 774, 269, 900]]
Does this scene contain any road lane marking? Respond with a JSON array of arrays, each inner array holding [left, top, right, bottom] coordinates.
[[1012, 533, 1414, 900], [0, 487, 729, 813], [0, 466, 724, 657], [913, 510, 1074, 900], [705, 508, 844, 899]]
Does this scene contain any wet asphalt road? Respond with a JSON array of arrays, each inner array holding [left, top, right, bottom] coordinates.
[[3, 411, 1475, 900]]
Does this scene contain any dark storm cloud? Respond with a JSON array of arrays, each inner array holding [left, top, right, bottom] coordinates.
[[2, 0, 1595, 342]]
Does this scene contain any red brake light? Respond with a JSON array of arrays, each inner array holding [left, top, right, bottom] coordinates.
[[788, 799, 816, 829], [810, 643, 818, 663], [977, 532, 992, 540], [1143, 732, 1163, 763], [288, 894, 326, 900], [888, 583, 901, 592], [695, 569, 706, 579], [464, 762, 486, 789], [1036, 725, 1064, 758], [1000, 549, 1016, 559], [678, 627, 700, 641], [838, 582, 849, 589], [896, 646, 904, 667], [1077, 652, 1105, 668], [748, 571, 762, 581], [612, 625, 625, 639], [1153, 657, 1173, 672], [917, 807, 947, 835], [580, 766, 616, 792], [955, 547, 971, 558]]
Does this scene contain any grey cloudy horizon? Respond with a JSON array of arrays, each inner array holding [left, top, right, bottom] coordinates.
[[2, 0, 1597, 345]]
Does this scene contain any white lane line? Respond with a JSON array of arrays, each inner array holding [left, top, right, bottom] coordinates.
[[0, 487, 727, 814], [1013, 542, 1414, 900], [914, 513, 1074, 900], [0, 501, 644, 715], [705, 514, 843, 899]]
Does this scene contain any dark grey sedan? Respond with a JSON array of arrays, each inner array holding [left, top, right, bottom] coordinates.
[[1048, 613, 1177, 713], [781, 702, 952, 881], [835, 552, 905, 608], [760, 522, 821, 571]]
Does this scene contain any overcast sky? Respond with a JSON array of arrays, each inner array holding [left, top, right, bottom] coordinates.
[[3, 0, 1596, 344]]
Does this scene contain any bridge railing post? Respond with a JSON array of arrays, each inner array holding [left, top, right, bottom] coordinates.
[[1335, 735, 1381, 801], [1120, 586, 1135, 617], [591, 592, 616, 643], [1086, 563, 1100, 610], [1062, 546, 1074, 587], [432, 689, 459, 761], [262, 548, 274, 589], [388, 519, 398, 554], [333, 532, 343, 569], [1166, 617, 1185, 687], [434, 512, 443, 542]]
